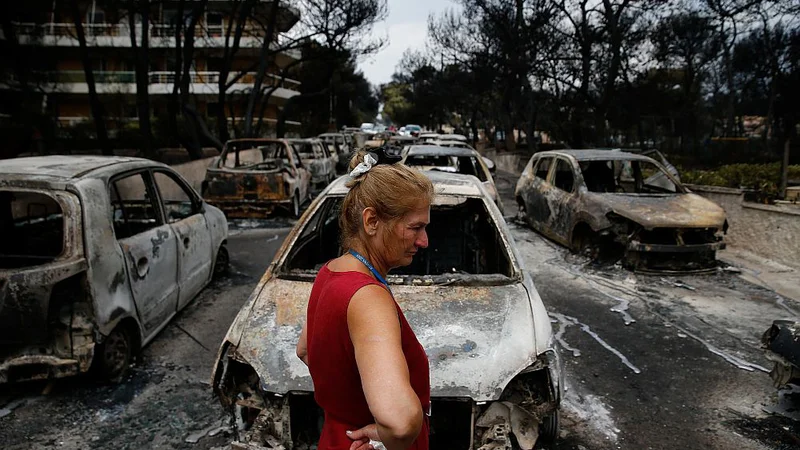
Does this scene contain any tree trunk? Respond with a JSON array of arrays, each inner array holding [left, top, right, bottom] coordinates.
[[167, 0, 185, 147], [129, 0, 155, 159], [781, 135, 790, 199], [177, 1, 207, 160], [71, 2, 112, 155], [217, 0, 256, 142], [243, 1, 280, 137]]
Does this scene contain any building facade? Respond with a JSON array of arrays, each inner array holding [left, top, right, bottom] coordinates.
[[2, 0, 302, 138]]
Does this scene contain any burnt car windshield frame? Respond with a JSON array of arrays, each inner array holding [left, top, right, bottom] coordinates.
[[275, 193, 522, 283]]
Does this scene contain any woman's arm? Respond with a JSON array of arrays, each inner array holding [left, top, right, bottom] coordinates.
[[296, 320, 309, 366], [347, 285, 423, 450]]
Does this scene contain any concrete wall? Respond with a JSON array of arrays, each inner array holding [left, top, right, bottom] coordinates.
[[686, 184, 800, 270]]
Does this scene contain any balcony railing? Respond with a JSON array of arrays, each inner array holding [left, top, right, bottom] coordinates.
[[42, 70, 301, 89], [13, 21, 284, 42]]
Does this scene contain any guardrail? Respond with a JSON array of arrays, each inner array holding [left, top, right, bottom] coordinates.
[[38, 70, 300, 89]]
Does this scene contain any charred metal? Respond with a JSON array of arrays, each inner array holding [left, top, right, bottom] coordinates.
[[1, 155, 228, 384], [203, 139, 312, 218], [515, 150, 728, 273], [762, 320, 800, 389], [211, 173, 561, 450]]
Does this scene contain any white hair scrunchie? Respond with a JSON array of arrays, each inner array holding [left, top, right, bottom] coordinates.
[[349, 153, 377, 178]]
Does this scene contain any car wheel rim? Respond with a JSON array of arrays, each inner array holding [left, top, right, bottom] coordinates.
[[293, 195, 300, 217]]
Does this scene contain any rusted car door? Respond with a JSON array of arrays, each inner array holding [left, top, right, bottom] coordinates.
[[547, 158, 579, 243], [110, 172, 179, 334], [152, 170, 213, 310], [521, 156, 555, 232]]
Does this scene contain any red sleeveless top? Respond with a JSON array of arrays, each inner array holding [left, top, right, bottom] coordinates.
[[306, 264, 430, 450]]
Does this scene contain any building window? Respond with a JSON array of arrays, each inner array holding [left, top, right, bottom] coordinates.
[[207, 13, 223, 37], [87, 9, 105, 24]]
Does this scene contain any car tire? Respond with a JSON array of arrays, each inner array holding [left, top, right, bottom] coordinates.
[[93, 326, 132, 384], [292, 191, 301, 218], [572, 227, 600, 260], [539, 410, 560, 443], [213, 245, 230, 278]]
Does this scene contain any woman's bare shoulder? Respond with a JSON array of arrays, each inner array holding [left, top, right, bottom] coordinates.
[[326, 254, 371, 275]]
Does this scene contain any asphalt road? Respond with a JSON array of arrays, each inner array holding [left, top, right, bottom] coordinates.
[[1, 174, 798, 449]]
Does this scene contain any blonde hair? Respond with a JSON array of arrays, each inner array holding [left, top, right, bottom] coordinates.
[[340, 151, 434, 249]]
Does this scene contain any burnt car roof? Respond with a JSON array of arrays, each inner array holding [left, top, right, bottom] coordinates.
[[406, 146, 479, 158], [0, 156, 156, 181], [536, 149, 656, 162], [327, 170, 485, 197]]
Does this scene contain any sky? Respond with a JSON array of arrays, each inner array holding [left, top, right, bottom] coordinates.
[[358, 0, 457, 87]]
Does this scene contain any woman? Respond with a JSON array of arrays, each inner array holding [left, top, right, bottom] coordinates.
[[296, 152, 434, 450]]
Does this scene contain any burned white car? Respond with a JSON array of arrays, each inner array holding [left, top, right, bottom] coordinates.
[[289, 139, 337, 187], [515, 150, 727, 272], [401, 146, 504, 214], [212, 172, 561, 449], [1, 156, 228, 384]]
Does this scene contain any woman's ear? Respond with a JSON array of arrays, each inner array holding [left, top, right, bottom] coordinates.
[[361, 207, 379, 236]]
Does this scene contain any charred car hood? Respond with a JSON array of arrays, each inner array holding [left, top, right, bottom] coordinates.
[[587, 193, 726, 229], [233, 277, 540, 401]]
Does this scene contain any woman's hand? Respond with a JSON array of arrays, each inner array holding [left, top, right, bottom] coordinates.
[[347, 425, 381, 450]]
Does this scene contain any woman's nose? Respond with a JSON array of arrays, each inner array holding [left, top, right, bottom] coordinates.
[[416, 229, 429, 249]]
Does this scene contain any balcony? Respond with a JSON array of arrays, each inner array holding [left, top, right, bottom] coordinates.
[[8, 22, 302, 59], [33, 70, 300, 99]]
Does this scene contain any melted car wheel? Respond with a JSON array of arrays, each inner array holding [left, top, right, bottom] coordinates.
[[214, 245, 230, 278], [539, 410, 560, 443], [94, 326, 132, 383]]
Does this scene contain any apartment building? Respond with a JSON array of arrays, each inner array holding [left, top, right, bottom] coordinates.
[[3, 0, 302, 136]]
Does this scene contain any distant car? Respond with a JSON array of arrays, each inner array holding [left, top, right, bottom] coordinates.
[[418, 132, 440, 143], [405, 124, 422, 137], [289, 138, 338, 187], [359, 122, 376, 135], [401, 145, 503, 213], [318, 133, 353, 174], [203, 139, 312, 218], [515, 150, 727, 272], [432, 140, 497, 174], [0, 156, 228, 384], [212, 172, 561, 450]]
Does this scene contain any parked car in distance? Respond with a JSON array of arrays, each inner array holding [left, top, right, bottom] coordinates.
[[0, 156, 228, 384], [289, 138, 337, 187], [431, 140, 496, 173], [212, 171, 561, 450], [203, 139, 311, 218], [404, 124, 422, 137], [359, 122, 376, 135], [318, 133, 353, 174], [418, 132, 441, 143], [515, 150, 727, 272], [402, 145, 504, 213]]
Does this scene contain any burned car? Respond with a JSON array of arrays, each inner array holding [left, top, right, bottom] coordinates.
[[318, 133, 353, 174], [203, 139, 312, 218], [763, 320, 800, 388], [515, 150, 727, 272], [212, 172, 561, 449], [1, 156, 228, 384], [289, 138, 337, 187], [402, 146, 504, 214]]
